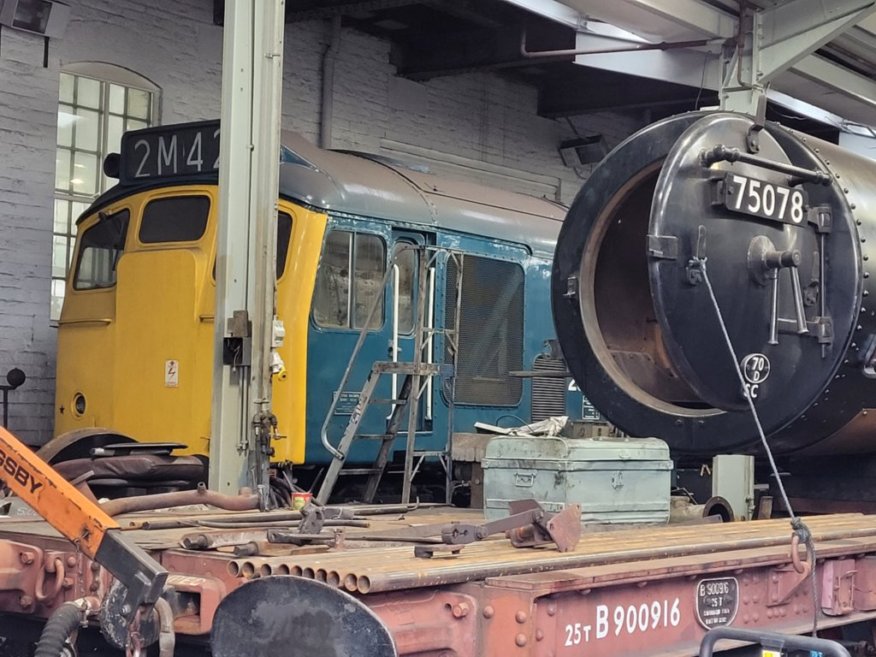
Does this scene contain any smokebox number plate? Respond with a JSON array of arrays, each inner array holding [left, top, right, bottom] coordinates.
[[722, 173, 807, 226], [695, 577, 739, 629]]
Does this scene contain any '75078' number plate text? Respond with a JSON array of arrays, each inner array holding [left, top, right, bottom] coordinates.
[[722, 173, 807, 226]]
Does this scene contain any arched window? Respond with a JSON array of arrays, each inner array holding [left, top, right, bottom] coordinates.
[[52, 63, 159, 320]]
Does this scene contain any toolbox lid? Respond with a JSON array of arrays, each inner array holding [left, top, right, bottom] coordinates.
[[483, 435, 671, 464]]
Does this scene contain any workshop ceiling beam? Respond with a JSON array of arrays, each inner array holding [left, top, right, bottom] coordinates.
[[790, 54, 876, 115], [539, 69, 714, 115], [215, 0, 423, 24], [721, 0, 876, 114], [499, 0, 584, 28], [421, 0, 507, 29], [756, 0, 876, 83], [557, 0, 736, 41], [574, 46, 725, 89], [284, 0, 420, 22], [394, 17, 575, 79]]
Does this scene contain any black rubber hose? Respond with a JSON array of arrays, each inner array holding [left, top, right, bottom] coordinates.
[[35, 602, 81, 657]]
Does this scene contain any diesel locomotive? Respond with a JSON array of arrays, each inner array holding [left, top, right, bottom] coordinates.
[[51, 120, 583, 494]]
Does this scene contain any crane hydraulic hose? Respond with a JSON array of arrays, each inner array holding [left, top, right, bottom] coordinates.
[[35, 598, 99, 657]]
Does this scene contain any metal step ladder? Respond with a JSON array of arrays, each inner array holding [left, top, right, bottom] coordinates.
[[316, 246, 463, 505]]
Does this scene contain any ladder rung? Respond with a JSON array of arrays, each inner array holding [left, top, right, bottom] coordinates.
[[412, 450, 447, 458], [355, 434, 394, 441], [338, 468, 383, 476], [371, 398, 408, 405]]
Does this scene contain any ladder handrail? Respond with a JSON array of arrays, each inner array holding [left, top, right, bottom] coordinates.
[[425, 266, 436, 420], [443, 251, 464, 504], [319, 244, 418, 460], [389, 262, 401, 418]]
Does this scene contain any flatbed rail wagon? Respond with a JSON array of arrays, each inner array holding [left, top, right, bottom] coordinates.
[[0, 505, 875, 656]]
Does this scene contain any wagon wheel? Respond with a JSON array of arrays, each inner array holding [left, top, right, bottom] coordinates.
[[211, 576, 396, 657]]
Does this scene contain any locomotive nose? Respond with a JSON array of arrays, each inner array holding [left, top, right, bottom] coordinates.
[[553, 112, 869, 456]]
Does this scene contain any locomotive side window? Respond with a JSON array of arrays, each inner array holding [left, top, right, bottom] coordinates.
[[73, 209, 130, 290], [445, 255, 524, 405], [314, 231, 351, 328], [276, 212, 293, 279], [353, 234, 386, 329], [139, 196, 210, 243], [394, 245, 416, 335], [313, 230, 386, 329], [209, 212, 294, 280]]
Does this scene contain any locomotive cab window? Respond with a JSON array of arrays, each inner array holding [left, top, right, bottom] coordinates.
[[445, 255, 524, 405], [313, 230, 386, 329], [276, 212, 293, 279], [73, 209, 130, 290], [139, 196, 210, 244], [210, 212, 294, 280]]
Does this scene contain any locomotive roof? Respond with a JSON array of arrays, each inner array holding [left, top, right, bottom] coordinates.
[[88, 130, 566, 257], [277, 132, 566, 256]]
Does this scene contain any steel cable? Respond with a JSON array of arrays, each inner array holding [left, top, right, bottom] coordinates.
[[696, 257, 819, 636]]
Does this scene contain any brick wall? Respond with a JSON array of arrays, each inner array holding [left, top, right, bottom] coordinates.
[[0, 1, 641, 444], [0, 28, 62, 442]]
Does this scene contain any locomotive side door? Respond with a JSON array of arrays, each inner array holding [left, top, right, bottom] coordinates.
[[308, 221, 436, 468], [389, 230, 434, 434]]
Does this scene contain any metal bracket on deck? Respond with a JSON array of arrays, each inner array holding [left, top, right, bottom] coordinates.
[[767, 563, 811, 607], [768, 535, 812, 607]]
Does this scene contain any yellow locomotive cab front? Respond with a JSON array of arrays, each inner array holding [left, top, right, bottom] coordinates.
[[55, 184, 326, 465]]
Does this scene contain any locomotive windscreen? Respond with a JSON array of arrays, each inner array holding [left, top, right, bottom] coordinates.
[[553, 112, 876, 455]]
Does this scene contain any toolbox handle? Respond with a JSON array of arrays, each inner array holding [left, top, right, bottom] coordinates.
[[514, 472, 536, 488], [699, 627, 850, 657]]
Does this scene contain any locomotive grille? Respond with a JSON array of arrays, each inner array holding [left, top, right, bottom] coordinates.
[[531, 355, 567, 421], [445, 255, 523, 406]]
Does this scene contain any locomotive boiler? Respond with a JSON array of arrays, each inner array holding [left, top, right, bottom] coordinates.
[[553, 111, 876, 456]]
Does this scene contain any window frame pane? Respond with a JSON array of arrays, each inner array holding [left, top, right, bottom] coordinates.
[[276, 212, 294, 280], [73, 106, 100, 151], [352, 233, 387, 330], [71, 151, 99, 196], [108, 84, 125, 115], [59, 73, 74, 103], [444, 254, 525, 406], [138, 196, 210, 244], [393, 244, 417, 335], [53, 199, 70, 234], [76, 76, 101, 110], [55, 148, 72, 191], [56, 104, 75, 148], [72, 209, 130, 291], [312, 230, 353, 329]]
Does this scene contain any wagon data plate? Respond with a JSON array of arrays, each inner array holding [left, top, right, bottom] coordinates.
[[695, 577, 738, 629]]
